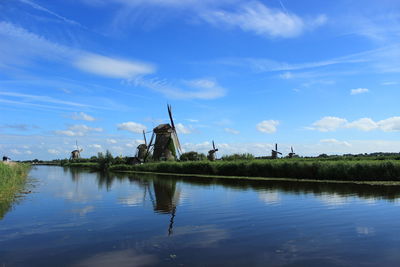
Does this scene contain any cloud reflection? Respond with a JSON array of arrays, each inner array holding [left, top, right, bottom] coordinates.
[[74, 249, 158, 267], [258, 190, 281, 205]]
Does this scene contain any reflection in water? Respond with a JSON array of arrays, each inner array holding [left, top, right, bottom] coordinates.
[[151, 179, 179, 236], [4, 166, 400, 266]]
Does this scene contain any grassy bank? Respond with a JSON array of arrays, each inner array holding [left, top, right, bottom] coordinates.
[[108, 159, 400, 182], [61, 158, 400, 182], [0, 162, 31, 219]]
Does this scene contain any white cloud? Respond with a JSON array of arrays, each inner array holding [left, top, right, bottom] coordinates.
[[71, 112, 96, 121], [175, 123, 192, 134], [224, 127, 240, 135], [117, 122, 147, 133], [107, 139, 118, 144], [48, 149, 60, 154], [256, 120, 279, 133], [320, 139, 351, 147], [350, 88, 369, 95], [377, 117, 400, 132], [55, 124, 103, 136], [201, 2, 326, 38], [309, 116, 400, 132], [346, 118, 377, 131], [310, 116, 348, 132], [89, 144, 102, 149], [75, 54, 155, 79]]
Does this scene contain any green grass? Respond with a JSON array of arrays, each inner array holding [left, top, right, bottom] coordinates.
[[60, 157, 400, 182], [108, 159, 400, 182], [0, 162, 31, 219]]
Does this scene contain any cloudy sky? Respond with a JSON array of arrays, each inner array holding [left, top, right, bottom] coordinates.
[[1, 0, 400, 160]]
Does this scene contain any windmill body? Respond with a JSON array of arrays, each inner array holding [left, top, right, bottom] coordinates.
[[70, 149, 82, 160], [287, 146, 296, 158], [135, 130, 149, 163], [70, 141, 83, 160], [271, 143, 282, 159], [207, 141, 219, 161], [153, 124, 176, 161], [151, 105, 182, 161]]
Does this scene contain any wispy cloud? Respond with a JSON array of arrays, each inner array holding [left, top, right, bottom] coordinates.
[[0, 22, 155, 80], [201, 1, 327, 38], [19, 0, 85, 28], [55, 124, 103, 136], [70, 112, 96, 121], [350, 88, 369, 95], [133, 77, 226, 99], [309, 116, 400, 132], [0, 124, 38, 131], [224, 127, 240, 135]]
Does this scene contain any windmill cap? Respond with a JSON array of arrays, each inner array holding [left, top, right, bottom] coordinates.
[[153, 124, 173, 133]]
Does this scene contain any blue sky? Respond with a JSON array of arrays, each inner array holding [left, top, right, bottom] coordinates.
[[1, 0, 400, 160]]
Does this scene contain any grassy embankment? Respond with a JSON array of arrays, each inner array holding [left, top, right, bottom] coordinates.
[[64, 158, 400, 182], [0, 162, 31, 219]]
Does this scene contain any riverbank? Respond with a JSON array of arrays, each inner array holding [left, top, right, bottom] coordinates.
[[63, 159, 400, 182], [0, 162, 31, 219]]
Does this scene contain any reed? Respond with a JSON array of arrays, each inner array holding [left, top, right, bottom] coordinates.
[[0, 162, 30, 219]]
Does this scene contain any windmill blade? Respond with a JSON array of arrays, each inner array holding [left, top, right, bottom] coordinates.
[[171, 131, 182, 155], [76, 140, 79, 150], [212, 140, 216, 150], [277, 152, 282, 155], [291, 146, 294, 153], [275, 143, 278, 151], [144, 132, 155, 161], [167, 104, 176, 130], [143, 130, 147, 146]]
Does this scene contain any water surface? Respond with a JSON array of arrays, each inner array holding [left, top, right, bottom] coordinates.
[[1, 166, 400, 266]]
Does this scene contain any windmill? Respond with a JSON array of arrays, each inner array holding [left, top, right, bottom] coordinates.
[[271, 143, 282, 159], [70, 140, 83, 160], [136, 130, 148, 163], [147, 104, 182, 161], [287, 146, 296, 158], [207, 140, 219, 161]]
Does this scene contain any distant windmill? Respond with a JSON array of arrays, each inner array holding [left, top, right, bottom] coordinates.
[[146, 105, 182, 161], [207, 140, 219, 161], [70, 140, 83, 160], [136, 130, 148, 163], [287, 146, 296, 158], [271, 143, 282, 159]]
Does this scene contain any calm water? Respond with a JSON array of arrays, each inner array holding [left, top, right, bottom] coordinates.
[[1, 166, 400, 266]]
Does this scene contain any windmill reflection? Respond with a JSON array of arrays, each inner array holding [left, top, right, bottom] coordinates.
[[146, 178, 180, 236]]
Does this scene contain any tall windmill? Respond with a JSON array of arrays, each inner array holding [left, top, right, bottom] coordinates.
[[207, 140, 219, 161], [148, 104, 182, 161], [70, 140, 83, 160], [287, 146, 296, 158], [271, 143, 282, 159]]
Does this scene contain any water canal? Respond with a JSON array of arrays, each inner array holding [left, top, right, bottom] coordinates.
[[1, 166, 400, 266]]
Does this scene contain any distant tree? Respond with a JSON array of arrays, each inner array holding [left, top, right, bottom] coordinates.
[[221, 153, 255, 161], [180, 151, 206, 161]]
